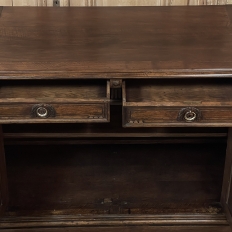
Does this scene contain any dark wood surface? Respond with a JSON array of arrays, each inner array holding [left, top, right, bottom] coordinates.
[[0, 80, 110, 123], [2, 106, 228, 140], [3, 144, 225, 214], [0, 80, 108, 100], [1, 5, 232, 232], [221, 128, 232, 229], [226, 5, 232, 25], [0, 125, 8, 216], [123, 79, 232, 127], [124, 79, 232, 105], [0, 6, 232, 79], [0, 226, 231, 232], [123, 107, 232, 127]]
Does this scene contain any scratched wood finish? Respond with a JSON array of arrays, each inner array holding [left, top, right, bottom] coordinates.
[[1, 7, 232, 78], [0, 80, 110, 123], [1, 0, 232, 6]]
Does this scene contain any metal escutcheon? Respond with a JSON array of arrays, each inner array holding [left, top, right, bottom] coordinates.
[[31, 104, 56, 118], [177, 107, 201, 123], [36, 107, 48, 118]]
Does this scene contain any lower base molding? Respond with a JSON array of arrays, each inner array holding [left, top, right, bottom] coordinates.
[[0, 226, 231, 232], [0, 214, 230, 231]]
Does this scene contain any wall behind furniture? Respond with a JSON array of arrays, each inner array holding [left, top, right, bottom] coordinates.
[[0, 0, 232, 6]]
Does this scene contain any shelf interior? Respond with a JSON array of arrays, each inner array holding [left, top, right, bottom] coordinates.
[[3, 142, 226, 217]]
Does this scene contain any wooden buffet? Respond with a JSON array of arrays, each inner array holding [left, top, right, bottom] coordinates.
[[1, 5, 232, 232]]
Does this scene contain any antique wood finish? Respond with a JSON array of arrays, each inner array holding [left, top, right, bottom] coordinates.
[[3, 144, 225, 214], [0, 125, 8, 216], [0, 80, 110, 123], [0, 226, 231, 232], [0, 215, 229, 229], [0, 142, 228, 229], [1, 5, 232, 232], [0, 7, 232, 79], [221, 128, 232, 228], [123, 79, 232, 127]]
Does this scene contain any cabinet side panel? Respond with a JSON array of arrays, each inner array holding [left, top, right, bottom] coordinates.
[[0, 125, 8, 215], [221, 127, 232, 227]]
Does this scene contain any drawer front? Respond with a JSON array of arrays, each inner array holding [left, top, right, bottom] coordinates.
[[0, 80, 110, 123], [0, 103, 109, 123], [123, 79, 232, 127], [123, 106, 232, 127]]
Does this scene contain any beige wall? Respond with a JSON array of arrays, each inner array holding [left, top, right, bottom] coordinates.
[[1, 0, 232, 6]]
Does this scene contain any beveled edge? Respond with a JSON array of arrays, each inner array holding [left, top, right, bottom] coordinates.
[[1, 69, 232, 79]]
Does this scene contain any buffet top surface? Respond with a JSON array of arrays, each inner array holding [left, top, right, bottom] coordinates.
[[0, 6, 232, 79]]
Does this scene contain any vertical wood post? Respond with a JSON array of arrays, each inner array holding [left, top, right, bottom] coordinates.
[[0, 125, 8, 216]]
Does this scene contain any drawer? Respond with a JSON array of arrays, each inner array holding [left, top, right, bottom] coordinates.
[[0, 80, 110, 123], [122, 79, 232, 127]]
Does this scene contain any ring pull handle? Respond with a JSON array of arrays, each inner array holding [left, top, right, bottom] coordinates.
[[31, 104, 56, 118], [184, 110, 197, 122], [36, 106, 48, 118], [177, 107, 201, 122]]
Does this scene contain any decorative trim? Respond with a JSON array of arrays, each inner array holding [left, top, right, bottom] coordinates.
[[0, 214, 228, 229], [128, 120, 144, 124]]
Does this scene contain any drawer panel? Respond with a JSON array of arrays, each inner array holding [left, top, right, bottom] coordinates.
[[124, 107, 232, 127], [0, 80, 110, 123], [0, 103, 108, 123], [123, 79, 232, 127]]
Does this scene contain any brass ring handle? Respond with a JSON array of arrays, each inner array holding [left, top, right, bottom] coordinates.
[[36, 107, 48, 118], [184, 111, 196, 122]]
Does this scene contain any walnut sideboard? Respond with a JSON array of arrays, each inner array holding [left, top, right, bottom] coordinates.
[[1, 5, 232, 232]]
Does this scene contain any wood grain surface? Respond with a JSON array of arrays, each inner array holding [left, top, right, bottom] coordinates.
[[0, 80, 110, 123], [1, 6, 232, 78]]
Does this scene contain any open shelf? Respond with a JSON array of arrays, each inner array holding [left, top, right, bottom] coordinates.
[[2, 143, 226, 215]]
